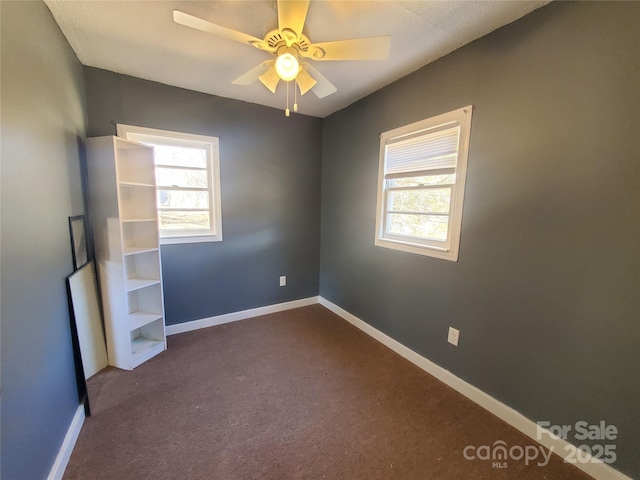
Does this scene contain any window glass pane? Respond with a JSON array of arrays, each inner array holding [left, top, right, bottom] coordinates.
[[389, 188, 451, 214], [387, 213, 449, 241], [389, 173, 456, 188], [156, 168, 208, 188], [157, 190, 209, 209], [159, 211, 210, 231], [153, 145, 207, 168]]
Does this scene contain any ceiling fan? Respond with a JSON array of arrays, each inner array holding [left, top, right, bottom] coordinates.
[[173, 0, 390, 115]]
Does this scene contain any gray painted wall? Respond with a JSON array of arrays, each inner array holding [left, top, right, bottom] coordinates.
[[1, 1, 88, 478], [84, 68, 323, 325], [320, 2, 639, 477]]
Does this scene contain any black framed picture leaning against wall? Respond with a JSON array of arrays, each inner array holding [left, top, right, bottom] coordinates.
[[69, 215, 88, 271]]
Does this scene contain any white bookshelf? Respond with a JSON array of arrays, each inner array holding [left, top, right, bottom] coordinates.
[[86, 136, 166, 370]]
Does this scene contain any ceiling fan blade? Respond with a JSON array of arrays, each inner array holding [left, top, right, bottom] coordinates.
[[302, 64, 337, 98], [295, 67, 317, 96], [173, 10, 273, 52], [277, 0, 310, 44], [258, 66, 281, 94], [232, 61, 273, 85], [302, 36, 390, 61]]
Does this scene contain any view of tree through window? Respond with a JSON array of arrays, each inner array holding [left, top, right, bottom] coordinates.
[[386, 172, 455, 241], [153, 145, 211, 232]]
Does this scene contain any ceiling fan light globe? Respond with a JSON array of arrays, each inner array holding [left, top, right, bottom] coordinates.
[[275, 53, 299, 81]]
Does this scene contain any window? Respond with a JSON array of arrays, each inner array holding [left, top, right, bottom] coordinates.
[[375, 106, 473, 261], [117, 124, 222, 245]]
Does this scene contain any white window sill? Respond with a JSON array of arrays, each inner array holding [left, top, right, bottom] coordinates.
[[375, 237, 458, 262], [160, 235, 222, 245]]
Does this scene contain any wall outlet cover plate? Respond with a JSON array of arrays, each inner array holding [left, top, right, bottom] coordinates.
[[448, 327, 460, 346]]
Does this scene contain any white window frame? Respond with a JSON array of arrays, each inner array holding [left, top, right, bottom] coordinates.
[[117, 124, 223, 245], [375, 106, 473, 261]]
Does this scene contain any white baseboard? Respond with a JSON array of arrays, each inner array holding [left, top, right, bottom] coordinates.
[[165, 296, 320, 336], [48, 404, 85, 480], [318, 296, 632, 480]]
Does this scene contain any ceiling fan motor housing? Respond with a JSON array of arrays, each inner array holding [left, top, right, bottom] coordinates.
[[265, 29, 310, 56]]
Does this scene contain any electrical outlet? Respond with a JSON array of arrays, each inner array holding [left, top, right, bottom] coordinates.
[[279, 275, 286, 287], [447, 327, 460, 346]]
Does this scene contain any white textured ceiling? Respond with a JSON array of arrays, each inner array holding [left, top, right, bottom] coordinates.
[[45, 0, 549, 118]]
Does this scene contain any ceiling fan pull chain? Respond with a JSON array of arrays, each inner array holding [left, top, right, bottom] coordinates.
[[294, 82, 298, 113], [285, 81, 290, 117]]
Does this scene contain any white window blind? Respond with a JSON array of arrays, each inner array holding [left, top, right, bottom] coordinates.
[[384, 123, 460, 178]]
